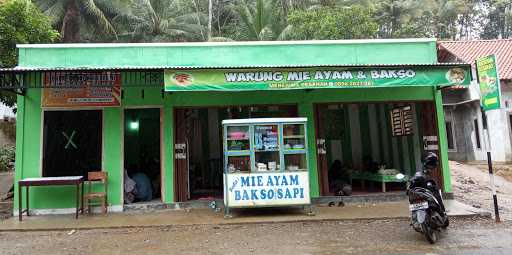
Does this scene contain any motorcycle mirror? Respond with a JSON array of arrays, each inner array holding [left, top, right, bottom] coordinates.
[[395, 173, 405, 180]]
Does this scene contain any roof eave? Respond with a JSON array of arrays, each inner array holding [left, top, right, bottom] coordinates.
[[0, 62, 470, 72], [16, 38, 437, 49]]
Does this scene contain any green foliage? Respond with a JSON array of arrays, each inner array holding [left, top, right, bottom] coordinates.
[[0, 94, 16, 111], [230, 0, 291, 41], [481, 0, 512, 39], [373, 0, 421, 38], [363, 0, 480, 40], [0, 0, 59, 67], [21, 0, 512, 43], [424, 0, 473, 39], [174, 0, 238, 40], [0, 146, 15, 172], [34, 0, 128, 42], [287, 5, 378, 40], [0, 0, 59, 108], [113, 0, 209, 42]]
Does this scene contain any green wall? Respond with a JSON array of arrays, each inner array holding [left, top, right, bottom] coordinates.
[[435, 88, 452, 192], [17, 39, 437, 69], [15, 84, 441, 210], [13, 39, 448, 211], [165, 87, 437, 199], [103, 108, 123, 205], [14, 87, 168, 210]]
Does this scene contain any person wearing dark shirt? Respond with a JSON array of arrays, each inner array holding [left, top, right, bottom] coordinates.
[[328, 159, 351, 196]]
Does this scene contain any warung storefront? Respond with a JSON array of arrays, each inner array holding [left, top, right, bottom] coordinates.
[[0, 39, 470, 217]]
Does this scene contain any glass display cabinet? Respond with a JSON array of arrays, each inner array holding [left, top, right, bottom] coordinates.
[[222, 118, 312, 217]]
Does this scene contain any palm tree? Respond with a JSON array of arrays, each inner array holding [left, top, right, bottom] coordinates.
[[113, 0, 209, 42], [34, 0, 126, 42], [372, 0, 423, 38], [232, 0, 292, 41], [481, 0, 512, 39], [418, 0, 468, 39]]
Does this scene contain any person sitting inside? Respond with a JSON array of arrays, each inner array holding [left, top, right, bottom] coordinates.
[[124, 170, 137, 204], [328, 159, 352, 196], [362, 155, 379, 173], [132, 172, 153, 202]]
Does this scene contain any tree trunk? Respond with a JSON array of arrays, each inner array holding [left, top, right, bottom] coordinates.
[[280, 0, 288, 18], [61, 0, 81, 43], [208, 0, 212, 40], [192, 0, 205, 41], [217, 0, 221, 36], [505, 5, 511, 38]]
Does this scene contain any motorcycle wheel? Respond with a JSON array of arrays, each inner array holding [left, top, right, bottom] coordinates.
[[442, 217, 449, 229], [421, 223, 437, 244]]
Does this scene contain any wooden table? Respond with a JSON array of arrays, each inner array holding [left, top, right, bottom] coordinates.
[[18, 176, 84, 221]]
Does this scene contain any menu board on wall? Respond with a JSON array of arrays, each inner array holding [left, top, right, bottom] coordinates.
[[390, 105, 413, 136], [42, 72, 121, 108]]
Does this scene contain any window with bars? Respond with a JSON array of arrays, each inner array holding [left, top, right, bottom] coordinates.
[[474, 118, 481, 149], [445, 121, 456, 151]]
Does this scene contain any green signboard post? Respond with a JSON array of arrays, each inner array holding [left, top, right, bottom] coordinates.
[[476, 55, 501, 111], [476, 54, 502, 222]]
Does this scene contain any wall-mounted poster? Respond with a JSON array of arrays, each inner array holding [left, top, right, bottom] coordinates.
[[42, 72, 121, 108], [423, 136, 439, 151], [390, 105, 413, 136]]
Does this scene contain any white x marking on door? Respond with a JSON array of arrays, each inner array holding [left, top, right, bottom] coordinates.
[[62, 131, 78, 149]]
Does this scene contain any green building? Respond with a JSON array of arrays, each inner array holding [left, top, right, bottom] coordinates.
[[0, 39, 470, 215]]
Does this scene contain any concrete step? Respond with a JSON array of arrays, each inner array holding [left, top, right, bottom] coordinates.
[[124, 199, 223, 212], [123, 193, 413, 212], [0, 200, 491, 232]]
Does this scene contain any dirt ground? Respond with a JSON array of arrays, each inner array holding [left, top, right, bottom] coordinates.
[[0, 162, 512, 254], [0, 171, 14, 220], [0, 218, 511, 255], [0, 202, 11, 221], [450, 161, 512, 220], [473, 162, 512, 182], [1, 161, 512, 222]]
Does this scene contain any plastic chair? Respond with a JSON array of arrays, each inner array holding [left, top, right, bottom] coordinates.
[[84, 171, 108, 214]]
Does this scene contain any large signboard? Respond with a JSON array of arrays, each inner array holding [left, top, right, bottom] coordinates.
[[476, 55, 501, 111], [165, 66, 470, 91], [225, 172, 310, 207], [42, 72, 121, 108]]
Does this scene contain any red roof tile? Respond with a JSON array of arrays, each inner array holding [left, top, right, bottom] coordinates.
[[438, 39, 512, 80]]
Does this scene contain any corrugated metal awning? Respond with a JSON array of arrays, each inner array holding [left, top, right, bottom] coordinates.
[[1, 62, 469, 72], [1, 62, 471, 90]]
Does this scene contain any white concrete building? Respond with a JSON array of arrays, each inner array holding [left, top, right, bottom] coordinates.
[[0, 103, 15, 121], [0, 102, 15, 147], [439, 39, 512, 162]]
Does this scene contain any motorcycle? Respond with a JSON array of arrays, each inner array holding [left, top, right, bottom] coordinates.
[[397, 153, 449, 244]]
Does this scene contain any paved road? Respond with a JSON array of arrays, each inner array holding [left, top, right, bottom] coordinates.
[[0, 218, 510, 255]]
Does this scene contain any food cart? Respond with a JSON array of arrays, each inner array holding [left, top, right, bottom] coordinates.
[[222, 118, 312, 217]]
